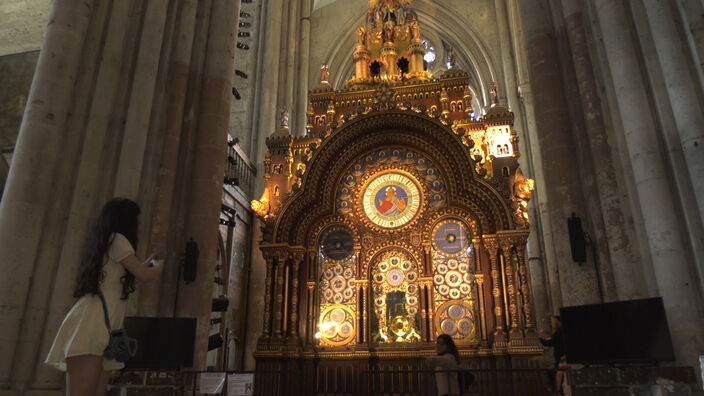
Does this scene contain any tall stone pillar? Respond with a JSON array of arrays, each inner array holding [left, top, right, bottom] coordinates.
[[295, 0, 313, 136], [0, 0, 240, 389], [593, 0, 704, 368], [516, 0, 601, 306], [560, 0, 644, 300], [138, 0, 200, 317], [642, 0, 704, 228], [283, 0, 300, 130], [175, 0, 238, 370], [514, 81, 560, 326], [0, 0, 94, 388]]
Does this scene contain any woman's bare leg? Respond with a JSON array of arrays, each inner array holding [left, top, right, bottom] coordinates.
[[65, 355, 103, 396], [95, 370, 113, 396]]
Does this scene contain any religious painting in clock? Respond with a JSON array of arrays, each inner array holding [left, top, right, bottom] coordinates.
[[362, 172, 422, 229]]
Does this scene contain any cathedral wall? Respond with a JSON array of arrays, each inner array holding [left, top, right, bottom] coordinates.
[[228, 0, 264, 158], [0, 0, 49, 56], [0, 51, 38, 195]]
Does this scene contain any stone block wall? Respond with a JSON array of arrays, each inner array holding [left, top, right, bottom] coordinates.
[[568, 366, 703, 396]]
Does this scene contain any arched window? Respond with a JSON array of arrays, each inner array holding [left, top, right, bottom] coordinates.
[[422, 39, 436, 71]]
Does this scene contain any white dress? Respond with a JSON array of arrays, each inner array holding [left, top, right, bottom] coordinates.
[[45, 233, 134, 371], [428, 353, 461, 396]]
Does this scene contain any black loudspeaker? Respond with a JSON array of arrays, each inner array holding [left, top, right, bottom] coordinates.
[[567, 213, 587, 263], [212, 296, 229, 312], [123, 317, 196, 369], [208, 334, 224, 351], [183, 238, 199, 283]]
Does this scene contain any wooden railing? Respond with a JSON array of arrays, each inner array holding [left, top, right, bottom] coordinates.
[[225, 139, 256, 198]]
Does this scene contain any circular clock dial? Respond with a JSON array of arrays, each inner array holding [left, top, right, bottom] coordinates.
[[362, 173, 421, 229], [433, 220, 470, 256], [323, 229, 354, 261]]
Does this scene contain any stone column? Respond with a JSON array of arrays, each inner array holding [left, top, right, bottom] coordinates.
[[675, 0, 704, 77], [175, 0, 238, 369], [295, 0, 313, 136], [0, 0, 94, 387], [515, 81, 562, 323], [113, 0, 170, 197], [138, 0, 199, 317], [283, 0, 300, 130], [642, 0, 704, 228], [516, 0, 602, 307], [593, 0, 704, 368], [560, 0, 644, 301], [525, 209, 552, 331]]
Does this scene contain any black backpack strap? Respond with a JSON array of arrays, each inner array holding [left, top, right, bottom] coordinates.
[[97, 289, 112, 332]]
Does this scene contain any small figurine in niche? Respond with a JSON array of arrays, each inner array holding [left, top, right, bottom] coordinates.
[[320, 64, 330, 83], [280, 106, 289, 128]]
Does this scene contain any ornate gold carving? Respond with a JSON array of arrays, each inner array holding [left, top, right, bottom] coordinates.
[[482, 236, 506, 338], [253, 0, 536, 362], [371, 249, 421, 343], [251, 199, 270, 220], [319, 304, 356, 346], [434, 300, 478, 344], [511, 168, 535, 229]]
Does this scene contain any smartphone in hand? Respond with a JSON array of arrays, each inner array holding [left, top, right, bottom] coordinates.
[[150, 251, 166, 267]]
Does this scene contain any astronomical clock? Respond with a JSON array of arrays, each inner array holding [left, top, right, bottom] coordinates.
[[250, 0, 540, 394]]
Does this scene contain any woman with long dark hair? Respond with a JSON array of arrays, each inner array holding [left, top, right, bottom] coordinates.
[[426, 334, 461, 396], [45, 198, 164, 396]]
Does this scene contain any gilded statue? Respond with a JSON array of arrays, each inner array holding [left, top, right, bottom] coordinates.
[[410, 20, 420, 40], [357, 27, 366, 46], [383, 20, 395, 43], [511, 168, 535, 228]]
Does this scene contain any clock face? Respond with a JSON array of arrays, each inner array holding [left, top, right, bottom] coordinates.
[[362, 172, 421, 229], [433, 220, 470, 257]]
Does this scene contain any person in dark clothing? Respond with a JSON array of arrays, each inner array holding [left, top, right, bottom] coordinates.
[[540, 316, 566, 395], [540, 316, 565, 366]]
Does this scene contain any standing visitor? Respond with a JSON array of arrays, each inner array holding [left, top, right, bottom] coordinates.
[[45, 198, 165, 396], [427, 334, 461, 396], [541, 315, 567, 395]]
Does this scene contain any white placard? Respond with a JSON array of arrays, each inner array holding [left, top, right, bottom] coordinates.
[[200, 372, 226, 394], [228, 373, 254, 396]]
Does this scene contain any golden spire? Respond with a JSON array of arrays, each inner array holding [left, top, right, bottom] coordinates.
[[347, 0, 430, 87]]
